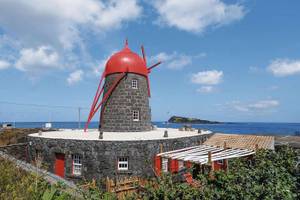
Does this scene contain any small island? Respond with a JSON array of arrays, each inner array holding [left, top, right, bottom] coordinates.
[[168, 116, 221, 124]]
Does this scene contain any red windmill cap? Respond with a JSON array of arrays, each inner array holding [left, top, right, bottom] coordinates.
[[104, 40, 148, 77]]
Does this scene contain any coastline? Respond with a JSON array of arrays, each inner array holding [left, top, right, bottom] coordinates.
[[1, 121, 300, 136]]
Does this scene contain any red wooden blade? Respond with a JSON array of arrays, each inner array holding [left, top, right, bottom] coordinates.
[[141, 45, 147, 65], [148, 61, 161, 72], [146, 76, 151, 97], [84, 72, 126, 131]]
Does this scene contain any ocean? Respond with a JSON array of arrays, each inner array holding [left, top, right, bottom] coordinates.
[[2, 121, 300, 136]]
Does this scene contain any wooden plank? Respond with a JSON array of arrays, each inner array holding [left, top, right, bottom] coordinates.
[[168, 146, 221, 159]]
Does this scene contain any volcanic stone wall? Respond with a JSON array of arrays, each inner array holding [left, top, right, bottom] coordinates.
[[100, 73, 151, 132], [28, 133, 212, 184], [0, 143, 29, 161]]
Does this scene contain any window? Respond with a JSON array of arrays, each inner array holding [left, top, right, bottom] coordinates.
[[118, 157, 128, 170], [133, 110, 139, 121], [178, 160, 184, 170], [162, 158, 168, 172], [35, 149, 41, 158], [217, 159, 224, 165], [131, 79, 138, 89], [72, 154, 82, 175]]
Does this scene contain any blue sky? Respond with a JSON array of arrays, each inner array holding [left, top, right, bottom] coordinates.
[[0, 0, 300, 123]]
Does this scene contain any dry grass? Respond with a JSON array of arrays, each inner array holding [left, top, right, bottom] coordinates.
[[0, 128, 42, 146]]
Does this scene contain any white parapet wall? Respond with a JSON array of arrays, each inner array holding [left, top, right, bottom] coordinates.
[[28, 128, 212, 141]]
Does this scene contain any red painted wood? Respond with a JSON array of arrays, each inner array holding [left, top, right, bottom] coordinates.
[[213, 160, 227, 171], [55, 153, 65, 178], [105, 43, 148, 77], [169, 159, 179, 173], [84, 72, 126, 131], [185, 161, 192, 168], [174, 160, 179, 172], [154, 156, 161, 176], [184, 173, 193, 184]]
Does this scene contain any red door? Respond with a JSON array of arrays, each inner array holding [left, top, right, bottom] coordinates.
[[55, 153, 65, 177]]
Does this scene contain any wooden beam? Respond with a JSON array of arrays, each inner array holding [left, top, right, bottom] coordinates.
[[159, 144, 163, 153]]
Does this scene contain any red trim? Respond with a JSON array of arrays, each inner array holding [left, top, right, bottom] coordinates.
[[71, 156, 74, 176]]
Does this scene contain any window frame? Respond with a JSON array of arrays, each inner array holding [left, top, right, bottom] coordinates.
[[132, 110, 139, 121], [118, 157, 129, 171], [217, 159, 224, 165], [178, 160, 185, 170], [131, 79, 138, 89], [162, 158, 168, 172], [72, 154, 82, 176]]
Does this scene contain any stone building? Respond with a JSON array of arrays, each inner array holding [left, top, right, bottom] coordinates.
[[27, 41, 213, 183]]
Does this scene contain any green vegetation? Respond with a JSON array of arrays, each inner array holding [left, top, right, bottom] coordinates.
[[1, 146, 299, 199], [0, 128, 42, 145], [141, 146, 300, 200], [0, 157, 116, 200], [0, 157, 71, 200], [168, 116, 220, 124]]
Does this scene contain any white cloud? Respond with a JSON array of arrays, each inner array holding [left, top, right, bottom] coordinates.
[[229, 100, 280, 112], [94, 0, 142, 30], [15, 46, 61, 73], [191, 70, 223, 85], [91, 50, 118, 76], [150, 52, 205, 70], [267, 59, 300, 77], [248, 100, 279, 109], [0, 0, 142, 78], [152, 0, 245, 33], [197, 86, 214, 93], [0, 60, 11, 70], [0, 0, 142, 50], [67, 69, 84, 85]]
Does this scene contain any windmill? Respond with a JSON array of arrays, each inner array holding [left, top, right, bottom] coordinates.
[[85, 40, 161, 132]]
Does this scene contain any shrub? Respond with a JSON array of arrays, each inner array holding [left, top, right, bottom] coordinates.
[[141, 146, 299, 200]]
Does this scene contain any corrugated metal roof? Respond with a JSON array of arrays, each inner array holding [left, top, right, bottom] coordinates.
[[204, 133, 274, 150], [157, 144, 255, 164]]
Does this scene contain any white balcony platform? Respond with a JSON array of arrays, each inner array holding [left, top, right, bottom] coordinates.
[[29, 128, 212, 141]]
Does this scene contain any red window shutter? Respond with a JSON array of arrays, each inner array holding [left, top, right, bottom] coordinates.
[[154, 156, 161, 176], [185, 161, 192, 168], [169, 159, 179, 173], [174, 160, 179, 172]]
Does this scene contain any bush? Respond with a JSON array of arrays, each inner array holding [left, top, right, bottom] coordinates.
[[0, 158, 73, 200], [141, 146, 299, 200]]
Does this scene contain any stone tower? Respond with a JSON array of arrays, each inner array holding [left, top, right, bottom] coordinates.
[[85, 40, 161, 132], [100, 73, 151, 132], [100, 42, 153, 132]]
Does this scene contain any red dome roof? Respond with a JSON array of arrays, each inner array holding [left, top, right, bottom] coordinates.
[[104, 43, 148, 77]]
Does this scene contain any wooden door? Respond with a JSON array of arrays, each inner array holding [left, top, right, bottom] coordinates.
[[55, 153, 65, 177]]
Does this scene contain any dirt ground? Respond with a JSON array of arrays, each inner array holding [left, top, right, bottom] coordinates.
[[275, 135, 300, 149]]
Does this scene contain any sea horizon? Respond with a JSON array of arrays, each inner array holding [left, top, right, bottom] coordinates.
[[2, 121, 300, 136]]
